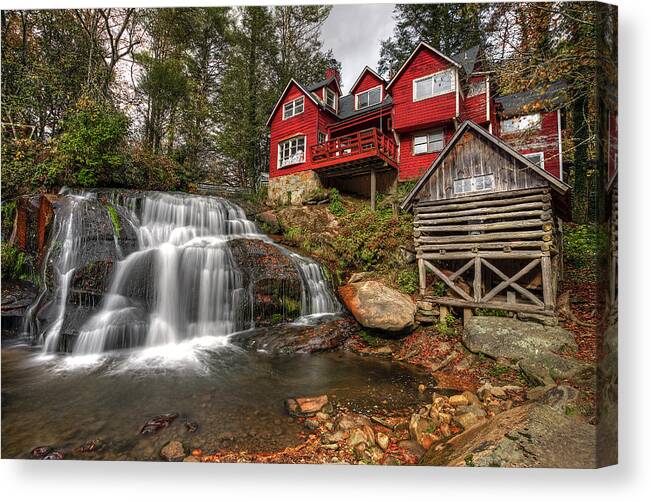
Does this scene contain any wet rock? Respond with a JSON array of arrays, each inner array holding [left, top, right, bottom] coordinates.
[[336, 413, 372, 431], [348, 429, 368, 447], [77, 438, 105, 453], [42, 450, 65, 460], [232, 316, 358, 354], [339, 280, 416, 333], [31, 446, 54, 459], [421, 402, 597, 468], [160, 441, 185, 461], [540, 385, 580, 414], [409, 413, 436, 447], [140, 413, 179, 435], [285, 395, 329, 417], [348, 272, 373, 284]]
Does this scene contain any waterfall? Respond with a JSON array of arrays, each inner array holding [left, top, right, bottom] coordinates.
[[30, 191, 340, 355]]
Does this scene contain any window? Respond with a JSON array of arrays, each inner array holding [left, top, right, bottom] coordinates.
[[282, 96, 304, 120], [278, 136, 306, 168], [355, 85, 382, 110], [413, 130, 445, 155], [318, 131, 328, 144], [524, 152, 545, 169], [413, 69, 455, 101], [467, 80, 486, 98], [453, 174, 495, 194], [501, 113, 541, 134], [325, 88, 337, 110]]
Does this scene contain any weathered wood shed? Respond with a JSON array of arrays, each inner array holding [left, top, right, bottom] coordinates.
[[401, 120, 571, 320]]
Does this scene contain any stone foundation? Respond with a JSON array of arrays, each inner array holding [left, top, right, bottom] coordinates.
[[268, 171, 324, 206]]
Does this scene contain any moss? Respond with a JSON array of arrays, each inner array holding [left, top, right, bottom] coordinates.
[[359, 330, 385, 347], [1, 243, 32, 281], [283, 297, 301, 317], [106, 205, 121, 235]]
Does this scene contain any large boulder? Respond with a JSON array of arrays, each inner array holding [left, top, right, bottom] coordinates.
[[339, 281, 416, 333], [463, 316, 590, 385], [421, 398, 597, 468]]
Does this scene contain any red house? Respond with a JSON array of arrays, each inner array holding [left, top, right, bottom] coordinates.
[[266, 42, 566, 206]]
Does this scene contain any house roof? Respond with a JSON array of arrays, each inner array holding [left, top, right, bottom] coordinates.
[[337, 94, 393, 120], [451, 45, 480, 75], [401, 120, 571, 211], [349, 66, 386, 95], [386, 41, 462, 90], [265, 78, 323, 126], [305, 75, 342, 95], [495, 80, 569, 116]]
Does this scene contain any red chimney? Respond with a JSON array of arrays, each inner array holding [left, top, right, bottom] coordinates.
[[326, 67, 341, 86]]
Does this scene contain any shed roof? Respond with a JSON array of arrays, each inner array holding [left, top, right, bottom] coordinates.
[[401, 120, 571, 211], [495, 80, 569, 116]]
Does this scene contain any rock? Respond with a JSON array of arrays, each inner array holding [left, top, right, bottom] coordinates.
[[323, 430, 349, 443], [77, 438, 105, 453], [42, 450, 65, 460], [160, 441, 185, 461], [382, 455, 401, 466], [448, 394, 469, 407], [455, 412, 484, 430], [31, 446, 54, 459], [526, 385, 555, 401], [284, 395, 329, 417], [336, 413, 371, 431], [321, 443, 339, 451], [304, 419, 320, 430], [348, 272, 373, 284], [463, 316, 586, 385], [516, 312, 559, 326], [376, 432, 390, 450], [140, 413, 178, 435], [462, 391, 481, 407], [183, 455, 200, 462], [338, 281, 416, 333], [409, 413, 436, 447], [184, 421, 199, 433], [540, 385, 580, 414], [418, 383, 426, 393], [353, 443, 371, 462], [416, 300, 435, 311], [369, 446, 385, 464], [398, 440, 425, 460], [256, 210, 280, 232], [421, 402, 597, 468], [490, 387, 507, 399], [464, 316, 577, 359], [348, 428, 370, 447]]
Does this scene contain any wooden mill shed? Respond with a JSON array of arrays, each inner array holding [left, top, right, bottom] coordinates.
[[401, 120, 571, 321]]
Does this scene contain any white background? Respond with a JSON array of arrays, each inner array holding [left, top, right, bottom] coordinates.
[[1, 1, 649, 500]]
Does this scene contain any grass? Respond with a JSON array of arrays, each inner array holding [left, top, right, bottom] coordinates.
[[106, 205, 121, 235]]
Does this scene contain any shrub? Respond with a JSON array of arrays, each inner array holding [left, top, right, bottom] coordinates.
[[564, 223, 603, 269], [328, 188, 346, 217], [396, 268, 418, 294], [1, 243, 32, 281], [122, 146, 182, 191], [1, 139, 64, 198]]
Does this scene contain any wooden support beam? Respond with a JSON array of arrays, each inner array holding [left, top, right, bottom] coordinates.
[[415, 201, 550, 220], [418, 250, 546, 260], [423, 296, 551, 315], [415, 209, 549, 225], [417, 241, 550, 252], [418, 258, 426, 296], [415, 218, 547, 233], [417, 230, 552, 245], [463, 308, 473, 325], [439, 305, 449, 324], [415, 193, 551, 214], [480, 258, 544, 307], [481, 258, 541, 303], [415, 187, 550, 209], [473, 256, 482, 302], [541, 255, 555, 310], [423, 260, 473, 301]]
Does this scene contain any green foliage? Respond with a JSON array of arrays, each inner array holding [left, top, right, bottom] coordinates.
[[270, 313, 283, 325], [1, 139, 64, 198], [1, 243, 32, 281], [431, 280, 447, 297], [1, 201, 17, 240], [396, 268, 418, 294], [464, 454, 475, 467], [436, 313, 457, 336], [475, 308, 509, 317], [57, 97, 128, 187], [106, 205, 121, 235], [328, 188, 346, 217], [359, 330, 384, 347], [122, 146, 183, 191], [489, 363, 511, 379], [564, 223, 602, 269]]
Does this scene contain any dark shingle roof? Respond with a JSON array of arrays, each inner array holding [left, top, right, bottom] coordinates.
[[337, 94, 393, 120], [451, 45, 480, 75], [495, 80, 569, 116], [305, 76, 337, 92]]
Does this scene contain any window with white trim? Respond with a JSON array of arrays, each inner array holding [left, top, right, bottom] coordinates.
[[413, 129, 445, 155], [325, 88, 337, 110], [453, 174, 495, 194], [467, 80, 486, 98], [501, 113, 541, 134], [524, 152, 545, 169], [318, 131, 327, 144], [355, 85, 382, 110], [413, 69, 455, 101], [282, 96, 304, 120], [278, 136, 306, 168]]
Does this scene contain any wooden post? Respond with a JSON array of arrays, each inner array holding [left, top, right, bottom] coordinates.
[[541, 255, 554, 310], [439, 305, 449, 324], [370, 168, 377, 211], [473, 256, 482, 301], [418, 258, 426, 296], [463, 308, 473, 325]]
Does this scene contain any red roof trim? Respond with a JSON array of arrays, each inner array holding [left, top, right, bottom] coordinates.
[[386, 41, 461, 90], [266, 79, 322, 126]]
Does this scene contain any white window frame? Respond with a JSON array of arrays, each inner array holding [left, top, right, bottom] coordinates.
[[467, 79, 486, 98], [524, 151, 545, 170], [412, 68, 456, 102], [501, 113, 541, 134], [318, 131, 328, 144], [282, 96, 304, 120], [277, 135, 306, 169], [355, 85, 382, 110], [324, 87, 337, 111], [453, 174, 495, 195], [412, 129, 445, 155]]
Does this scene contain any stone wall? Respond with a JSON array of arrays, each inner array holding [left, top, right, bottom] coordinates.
[[268, 171, 324, 206]]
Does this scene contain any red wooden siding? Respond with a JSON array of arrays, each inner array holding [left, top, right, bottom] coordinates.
[[461, 75, 489, 126], [390, 47, 458, 132], [351, 70, 385, 96], [397, 126, 455, 180], [498, 110, 562, 179]]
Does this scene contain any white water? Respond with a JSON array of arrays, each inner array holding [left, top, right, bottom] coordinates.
[[31, 191, 340, 355]]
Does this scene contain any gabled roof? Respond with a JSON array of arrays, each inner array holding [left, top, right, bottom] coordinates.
[[265, 79, 322, 126], [305, 75, 342, 95], [401, 120, 571, 211], [386, 41, 461, 90], [495, 80, 569, 117], [337, 94, 393, 120], [349, 66, 386, 95]]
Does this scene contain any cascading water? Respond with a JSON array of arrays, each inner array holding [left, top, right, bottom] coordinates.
[[28, 191, 339, 355]]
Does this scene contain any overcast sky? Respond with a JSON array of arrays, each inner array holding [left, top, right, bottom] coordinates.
[[320, 3, 396, 94]]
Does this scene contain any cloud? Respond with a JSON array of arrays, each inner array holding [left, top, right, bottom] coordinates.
[[320, 3, 396, 93]]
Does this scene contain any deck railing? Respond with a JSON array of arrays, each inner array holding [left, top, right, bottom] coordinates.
[[311, 128, 397, 165]]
